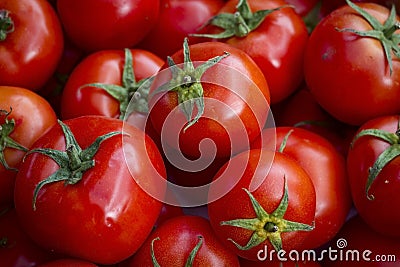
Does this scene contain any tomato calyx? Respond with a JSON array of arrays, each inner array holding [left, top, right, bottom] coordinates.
[[351, 119, 400, 201], [191, 0, 292, 39], [220, 177, 314, 251], [26, 120, 121, 211], [150, 235, 203, 267], [337, 0, 400, 75], [80, 49, 154, 119], [0, 108, 28, 171], [0, 10, 14, 41], [151, 38, 229, 131]]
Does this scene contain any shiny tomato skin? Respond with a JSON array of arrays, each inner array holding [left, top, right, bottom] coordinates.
[[57, 0, 160, 52], [0, 86, 57, 210], [14, 116, 166, 264], [211, 0, 308, 103], [148, 41, 270, 159], [0, 0, 64, 91], [60, 49, 164, 120], [128, 215, 240, 266], [137, 0, 225, 60], [304, 3, 400, 126], [0, 208, 58, 267], [347, 115, 400, 237], [252, 127, 352, 250], [208, 149, 316, 261]]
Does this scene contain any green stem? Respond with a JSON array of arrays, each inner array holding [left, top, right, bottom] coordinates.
[[0, 10, 14, 41]]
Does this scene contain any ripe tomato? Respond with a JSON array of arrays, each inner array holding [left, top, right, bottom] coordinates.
[[0, 208, 58, 267], [137, 0, 225, 60], [0, 0, 64, 91], [14, 116, 167, 264], [252, 127, 352, 250], [127, 215, 241, 266], [323, 215, 400, 267], [0, 86, 57, 210], [194, 0, 309, 103], [61, 49, 163, 123], [148, 39, 270, 160], [208, 149, 316, 261], [347, 115, 400, 237], [57, 0, 160, 52], [304, 1, 400, 125]]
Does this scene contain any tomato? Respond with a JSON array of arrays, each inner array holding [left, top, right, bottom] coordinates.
[[60, 49, 163, 124], [0, 0, 64, 91], [193, 0, 308, 103], [137, 0, 225, 60], [0, 208, 58, 267], [271, 86, 357, 157], [347, 115, 400, 237], [14, 116, 167, 264], [252, 127, 352, 250], [207, 149, 316, 261], [323, 215, 400, 267], [57, 0, 160, 52], [304, 1, 400, 125], [0, 86, 57, 210], [127, 215, 241, 266], [148, 39, 270, 160]]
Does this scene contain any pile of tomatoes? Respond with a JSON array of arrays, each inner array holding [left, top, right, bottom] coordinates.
[[1, 0, 400, 266]]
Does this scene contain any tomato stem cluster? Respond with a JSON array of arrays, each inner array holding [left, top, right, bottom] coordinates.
[[337, 0, 400, 75], [26, 120, 121, 210], [192, 0, 291, 39], [79, 49, 153, 119], [151, 37, 229, 131], [220, 177, 314, 252]]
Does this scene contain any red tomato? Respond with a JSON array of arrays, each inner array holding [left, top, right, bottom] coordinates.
[[208, 149, 316, 261], [0, 0, 64, 91], [137, 0, 225, 60], [127, 215, 241, 266], [304, 1, 400, 125], [61, 49, 164, 124], [195, 0, 309, 103], [148, 40, 270, 159], [0, 208, 58, 267], [0, 86, 57, 210], [323, 215, 400, 267], [14, 116, 167, 264], [252, 127, 352, 250], [57, 0, 160, 52], [347, 115, 400, 237]]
